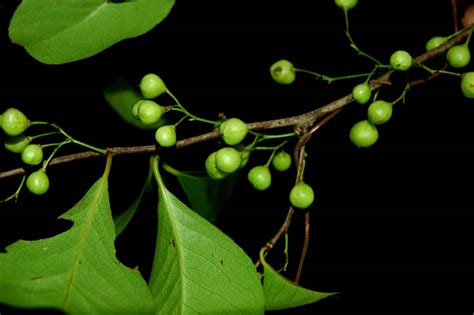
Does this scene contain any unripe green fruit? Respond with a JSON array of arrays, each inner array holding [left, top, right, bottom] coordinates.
[[446, 45, 471, 68], [215, 147, 242, 173], [21, 144, 44, 165], [367, 100, 392, 125], [140, 73, 166, 99], [240, 149, 251, 168], [132, 100, 164, 125], [461, 72, 474, 99], [248, 166, 272, 191], [155, 125, 176, 147], [270, 59, 296, 85], [425, 36, 447, 51], [1, 108, 30, 136], [205, 152, 228, 180], [289, 182, 314, 210], [352, 83, 371, 104], [26, 170, 49, 195], [390, 50, 412, 71], [334, 0, 358, 11], [272, 151, 292, 172], [4, 134, 31, 153], [349, 120, 378, 148], [219, 118, 249, 145]]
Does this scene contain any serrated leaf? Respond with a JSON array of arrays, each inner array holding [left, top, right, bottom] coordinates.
[[114, 165, 154, 236], [162, 162, 239, 223], [149, 156, 265, 314], [104, 77, 166, 130], [0, 160, 155, 314], [9, 0, 175, 64], [259, 249, 336, 311]]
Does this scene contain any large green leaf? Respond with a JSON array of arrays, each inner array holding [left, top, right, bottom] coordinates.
[[149, 156, 265, 314], [259, 249, 336, 311], [9, 0, 175, 64], [162, 162, 239, 223], [104, 77, 166, 130], [0, 160, 155, 314]]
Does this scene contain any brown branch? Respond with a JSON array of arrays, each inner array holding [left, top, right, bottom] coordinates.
[[0, 27, 470, 182], [295, 212, 310, 284], [452, 0, 459, 31]]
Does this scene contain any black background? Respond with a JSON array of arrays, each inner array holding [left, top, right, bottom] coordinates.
[[0, 0, 473, 314]]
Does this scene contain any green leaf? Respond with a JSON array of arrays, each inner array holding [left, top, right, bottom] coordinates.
[[0, 160, 155, 314], [259, 249, 336, 311], [162, 162, 239, 223], [149, 156, 265, 314], [114, 165, 154, 236], [104, 77, 166, 129], [9, 0, 175, 64]]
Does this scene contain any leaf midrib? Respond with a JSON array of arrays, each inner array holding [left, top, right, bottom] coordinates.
[[62, 178, 107, 308]]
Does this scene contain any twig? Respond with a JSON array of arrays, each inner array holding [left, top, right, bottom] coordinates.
[[295, 212, 310, 284]]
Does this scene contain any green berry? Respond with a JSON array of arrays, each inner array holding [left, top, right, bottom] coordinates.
[[390, 50, 412, 71], [367, 100, 392, 125], [26, 170, 49, 195], [446, 45, 471, 68], [21, 144, 44, 165], [248, 166, 272, 191], [240, 148, 251, 168], [334, 0, 358, 11], [352, 83, 372, 104], [215, 147, 242, 173], [270, 59, 296, 85], [289, 182, 314, 210], [140, 73, 166, 99], [425, 36, 447, 51], [205, 152, 228, 180], [155, 125, 176, 147], [132, 100, 164, 125], [461, 72, 474, 99], [272, 151, 292, 172], [349, 120, 379, 148], [4, 134, 31, 153], [219, 118, 249, 145], [1, 108, 30, 136]]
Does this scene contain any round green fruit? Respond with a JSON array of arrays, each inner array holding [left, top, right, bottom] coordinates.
[[248, 166, 272, 191], [390, 50, 412, 71], [334, 0, 358, 10], [425, 36, 447, 51], [219, 118, 249, 145], [132, 100, 164, 125], [461, 72, 474, 99], [349, 120, 379, 148], [367, 100, 392, 125], [21, 144, 44, 165], [272, 151, 292, 172], [352, 83, 372, 104], [215, 147, 242, 173], [446, 45, 471, 68], [270, 59, 296, 85], [26, 170, 49, 195], [140, 73, 166, 99], [4, 134, 31, 153], [289, 182, 315, 210], [205, 152, 228, 180], [155, 125, 176, 147], [1, 108, 30, 136]]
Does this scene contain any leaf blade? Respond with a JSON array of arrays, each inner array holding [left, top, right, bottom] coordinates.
[[0, 167, 154, 313], [149, 157, 265, 314], [9, 0, 175, 64]]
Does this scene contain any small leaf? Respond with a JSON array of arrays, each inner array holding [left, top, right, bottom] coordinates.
[[114, 165, 154, 236], [9, 0, 175, 64], [162, 162, 239, 223], [104, 77, 166, 130], [259, 248, 336, 311], [149, 156, 265, 314], [0, 159, 155, 313]]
